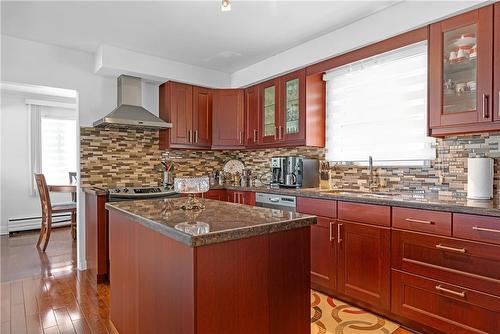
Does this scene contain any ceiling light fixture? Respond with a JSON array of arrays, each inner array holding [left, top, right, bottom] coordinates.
[[221, 0, 231, 12]]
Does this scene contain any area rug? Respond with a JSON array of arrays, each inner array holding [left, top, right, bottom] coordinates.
[[311, 290, 400, 334]]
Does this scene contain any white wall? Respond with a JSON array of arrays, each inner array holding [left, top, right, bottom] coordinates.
[[0, 94, 72, 235], [230, 0, 487, 87]]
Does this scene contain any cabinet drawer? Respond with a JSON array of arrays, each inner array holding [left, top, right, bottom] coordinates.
[[454, 213, 500, 245], [296, 197, 336, 219], [338, 202, 390, 227], [392, 230, 500, 296], [393, 207, 451, 236], [392, 270, 500, 334]]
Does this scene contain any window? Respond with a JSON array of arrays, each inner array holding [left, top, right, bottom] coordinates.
[[29, 101, 77, 189], [323, 41, 435, 165]]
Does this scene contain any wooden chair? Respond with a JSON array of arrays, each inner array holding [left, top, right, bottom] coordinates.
[[68, 172, 77, 202], [34, 174, 77, 251]]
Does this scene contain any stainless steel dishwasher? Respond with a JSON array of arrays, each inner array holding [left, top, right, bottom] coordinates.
[[255, 192, 296, 212]]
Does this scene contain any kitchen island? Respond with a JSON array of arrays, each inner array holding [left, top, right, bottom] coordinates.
[[106, 197, 316, 334]]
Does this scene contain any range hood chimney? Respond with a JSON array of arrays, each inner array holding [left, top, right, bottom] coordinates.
[[93, 75, 172, 129]]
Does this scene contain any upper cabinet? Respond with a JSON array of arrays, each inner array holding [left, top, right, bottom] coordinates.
[[429, 5, 496, 136], [259, 78, 280, 145], [159, 82, 212, 149], [212, 89, 245, 149], [494, 2, 500, 125], [280, 70, 306, 143], [247, 69, 324, 148], [245, 85, 260, 147]]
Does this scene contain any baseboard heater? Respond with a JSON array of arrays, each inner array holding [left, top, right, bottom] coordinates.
[[8, 213, 72, 234]]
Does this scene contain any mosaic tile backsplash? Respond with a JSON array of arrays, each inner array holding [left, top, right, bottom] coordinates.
[[80, 127, 499, 198]]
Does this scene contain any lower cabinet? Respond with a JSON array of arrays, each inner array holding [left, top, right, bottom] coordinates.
[[337, 220, 391, 311], [226, 190, 256, 206], [201, 189, 226, 201], [392, 270, 500, 334], [310, 218, 337, 292]]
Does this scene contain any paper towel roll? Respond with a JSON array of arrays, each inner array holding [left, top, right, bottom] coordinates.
[[467, 158, 493, 199]]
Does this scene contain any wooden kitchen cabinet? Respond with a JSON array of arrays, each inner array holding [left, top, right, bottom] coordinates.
[[279, 69, 306, 143], [494, 2, 500, 124], [212, 89, 245, 149], [259, 78, 280, 145], [159, 82, 212, 149], [201, 189, 226, 201], [192, 86, 212, 148], [429, 5, 496, 136], [245, 85, 260, 147], [310, 219, 337, 293], [297, 197, 337, 293], [337, 220, 391, 311], [226, 190, 255, 206], [392, 270, 500, 334]]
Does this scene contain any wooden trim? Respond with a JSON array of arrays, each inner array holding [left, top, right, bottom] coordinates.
[[429, 121, 500, 136], [306, 26, 429, 75]]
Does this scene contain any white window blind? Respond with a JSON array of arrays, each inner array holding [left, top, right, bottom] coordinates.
[[324, 41, 435, 164], [28, 101, 77, 187]]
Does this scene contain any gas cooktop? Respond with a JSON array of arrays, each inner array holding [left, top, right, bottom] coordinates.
[[107, 186, 178, 200]]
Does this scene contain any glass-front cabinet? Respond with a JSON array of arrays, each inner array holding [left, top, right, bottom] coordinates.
[[280, 70, 305, 142], [259, 79, 279, 144], [429, 6, 493, 134]]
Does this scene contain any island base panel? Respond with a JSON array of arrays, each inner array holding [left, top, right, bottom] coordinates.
[[108, 210, 311, 334]]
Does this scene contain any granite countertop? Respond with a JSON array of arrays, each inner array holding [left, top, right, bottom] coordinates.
[[105, 197, 316, 247], [213, 185, 500, 217], [82, 187, 107, 195]]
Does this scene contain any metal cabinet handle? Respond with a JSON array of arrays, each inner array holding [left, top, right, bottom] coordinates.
[[435, 285, 466, 298], [269, 198, 279, 202], [405, 218, 434, 225], [194, 130, 198, 143], [278, 126, 282, 140], [329, 222, 335, 242], [482, 94, 489, 118], [253, 129, 257, 143], [274, 127, 278, 140], [435, 244, 466, 254], [239, 131, 243, 144], [188, 130, 192, 143], [337, 223, 343, 244], [472, 226, 500, 234]]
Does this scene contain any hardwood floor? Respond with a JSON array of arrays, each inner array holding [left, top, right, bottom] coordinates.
[[1, 227, 76, 282], [0, 228, 413, 334], [1, 228, 116, 334]]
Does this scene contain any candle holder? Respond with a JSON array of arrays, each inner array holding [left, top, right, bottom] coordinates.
[[174, 176, 210, 210]]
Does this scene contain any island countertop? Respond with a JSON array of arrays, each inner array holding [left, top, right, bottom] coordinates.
[[105, 197, 316, 247]]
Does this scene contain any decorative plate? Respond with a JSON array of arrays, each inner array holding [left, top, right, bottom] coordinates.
[[223, 159, 245, 174]]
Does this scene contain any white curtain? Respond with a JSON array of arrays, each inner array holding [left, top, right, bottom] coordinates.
[[323, 41, 435, 165], [28, 104, 42, 195]]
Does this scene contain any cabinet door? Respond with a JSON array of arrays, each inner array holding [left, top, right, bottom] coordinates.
[[259, 79, 280, 144], [337, 221, 391, 310], [192, 87, 212, 148], [310, 218, 337, 292], [245, 85, 260, 146], [212, 89, 245, 148], [494, 2, 500, 122], [240, 192, 256, 206], [169, 82, 194, 145], [226, 190, 236, 203], [429, 6, 493, 128], [280, 70, 306, 143]]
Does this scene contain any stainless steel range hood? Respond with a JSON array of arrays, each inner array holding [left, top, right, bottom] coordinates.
[[93, 75, 172, 129]]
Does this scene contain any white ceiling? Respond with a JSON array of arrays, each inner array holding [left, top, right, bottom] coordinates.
[[1, 1, 398, 73]]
